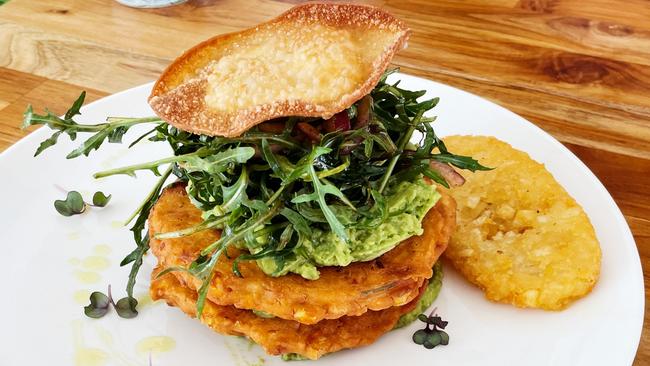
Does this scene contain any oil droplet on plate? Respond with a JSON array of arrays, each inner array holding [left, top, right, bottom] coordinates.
[[75, 347, 108, 366], [224, 338, 266, 366], [74, 270, 101, 284], [69, 258, 81, 266], [136, 293, 154, 308], [110, 221, 123, 229], [95, 326, 114, 347], [68, 232, 81, 240], [136, 336, 176, 355], [73, 290, 91, 304], [81, 256, 110, 271], [72, 320, 110, 366], [93, 244, 112, 256]]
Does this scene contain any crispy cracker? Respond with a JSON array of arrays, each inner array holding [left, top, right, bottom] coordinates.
[[148, 3, 410, 137]]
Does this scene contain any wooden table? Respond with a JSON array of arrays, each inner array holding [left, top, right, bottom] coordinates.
[[1, 0, 648, 362]]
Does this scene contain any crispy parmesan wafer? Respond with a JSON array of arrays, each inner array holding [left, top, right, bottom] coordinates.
[[442, 135, 601, 310], [148, 182, 455, 324], [151, 267, 426, 360], [148, 3, 410, 137]]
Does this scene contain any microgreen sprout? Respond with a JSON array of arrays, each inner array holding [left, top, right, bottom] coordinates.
[[83, 285, 139, 319], [92, 191, 112, 207], [54, 191, 86, 216], [54, 190, 111, 216], [83, 291, 110, 318], [412, 307, 449, 349]]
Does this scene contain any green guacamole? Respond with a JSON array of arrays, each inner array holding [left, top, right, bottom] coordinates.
[[256, 179, 441, 279], [281, 353, 309, 361], [394, 262, 443, 329], [252, 309, 274, 318]]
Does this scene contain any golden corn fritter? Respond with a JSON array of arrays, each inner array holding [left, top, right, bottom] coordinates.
[[148, 182, 456, 324]]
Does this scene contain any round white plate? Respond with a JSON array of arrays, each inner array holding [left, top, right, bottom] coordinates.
[[0, 73, 643, 366]]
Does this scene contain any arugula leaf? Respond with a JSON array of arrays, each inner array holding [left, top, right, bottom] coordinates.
[[34, 130, 63, 157], [191, 201, 282, 317], [23, 93, 163, 158], [422, 166, 450, 189], [94, 153, 197, 178], [182, 147, 255, 174], [23, 91, 166, 158], [64, 91, 85, 120], [291, 165, 348, 241], [154, 216, 227, 239], [232, 231, 297, 277], [280, 207, 312, 236], [120, 166, 173, 304], [377, 109, 424, 193], [431, 153, 492, 172], [207, 167, 248, 216], [261, 139, 285, 178], [195, 270, 215, 319]]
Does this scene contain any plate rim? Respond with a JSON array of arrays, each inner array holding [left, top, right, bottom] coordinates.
[[1, 73, 644, 364]]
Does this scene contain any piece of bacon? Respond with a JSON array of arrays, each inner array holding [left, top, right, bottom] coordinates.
[[430, 160, 465, 187], [323, 111, 351, 133], [296, 122, 322, 143], [353, 95, 372, 129], [257, 120, 286, 134]]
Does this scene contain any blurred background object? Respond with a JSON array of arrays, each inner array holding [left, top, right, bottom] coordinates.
[[115, 0, 186, 8]]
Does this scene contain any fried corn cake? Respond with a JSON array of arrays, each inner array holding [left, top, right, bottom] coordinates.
[[149, 182, 455, 324], [151, 266, 429, 360]]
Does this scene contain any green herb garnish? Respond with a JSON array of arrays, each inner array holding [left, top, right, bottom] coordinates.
[[26, 69, 489, 319], [92, 191, 112, 207], [412, 308, 449, 349], [22, 92, 163, 158], [54, 190, 111, 216], [54, 191, 86, 216], [114, 296, 139, 318], [83, 285, 138, 319], [83, 291, 110, 318]]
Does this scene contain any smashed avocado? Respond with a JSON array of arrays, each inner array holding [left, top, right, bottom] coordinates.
[[281, 353, 309, 361], [252, 309, 275, 318], [255, 179, 441, 279], [394, 262, 443, 329]]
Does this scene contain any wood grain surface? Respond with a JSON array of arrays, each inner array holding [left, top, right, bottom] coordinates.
[[0, 0, 648, 363]]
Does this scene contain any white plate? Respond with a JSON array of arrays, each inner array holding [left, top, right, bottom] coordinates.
[[0, 74, 643, 366]]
